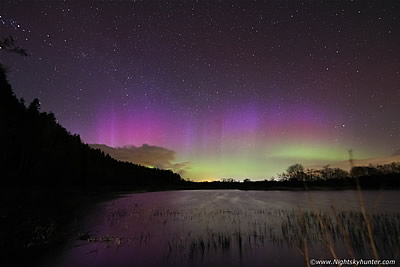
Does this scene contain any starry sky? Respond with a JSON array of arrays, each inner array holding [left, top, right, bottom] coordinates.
[[1, 0, 399, 181]]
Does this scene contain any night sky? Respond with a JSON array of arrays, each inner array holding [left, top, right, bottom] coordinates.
[[1, 0, 399, 181]]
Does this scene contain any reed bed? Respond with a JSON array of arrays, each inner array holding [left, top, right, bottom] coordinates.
[[76, 200, 400, 264]]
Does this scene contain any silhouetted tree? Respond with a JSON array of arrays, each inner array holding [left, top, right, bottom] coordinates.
[[0, 36, 28, 56], [286, 163, 306, 181], [28, 98, 40, 113], [222, 178, 236, 183], [0, 44, 184, 187], [331, 168, 349, 179], [323, 164, 331, 179], [351, 166, 373, 178]]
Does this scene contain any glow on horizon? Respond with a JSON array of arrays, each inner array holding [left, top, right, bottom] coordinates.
[[177, 143, 376, 181], [81, 103, 387, 181], [2, 1, 398, 182]]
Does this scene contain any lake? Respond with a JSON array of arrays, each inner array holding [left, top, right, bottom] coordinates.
[[42, 190, 400, 266]]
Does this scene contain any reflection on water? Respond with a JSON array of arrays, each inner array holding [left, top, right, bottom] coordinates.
[[42, 190, 400, 266]]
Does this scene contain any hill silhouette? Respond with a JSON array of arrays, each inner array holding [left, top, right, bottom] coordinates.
[[0, 63, 183, 188]]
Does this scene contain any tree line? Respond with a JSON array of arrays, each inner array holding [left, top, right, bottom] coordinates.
[[0, 62, 183, 188], [279, 162, 400, 182], [183, 162, 400, 190]]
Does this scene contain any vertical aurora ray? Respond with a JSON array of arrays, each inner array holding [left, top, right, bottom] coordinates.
[[87, 100, 389, 180], [2, 1, 398, 181]]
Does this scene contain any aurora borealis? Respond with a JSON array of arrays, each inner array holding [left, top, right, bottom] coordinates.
[[1, 1, 399, 181]]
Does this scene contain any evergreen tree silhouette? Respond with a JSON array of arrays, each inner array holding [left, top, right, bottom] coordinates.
[[1, 36, 183, 187]]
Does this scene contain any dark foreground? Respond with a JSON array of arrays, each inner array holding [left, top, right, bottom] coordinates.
[[2, 186, 400, 266], [42, 190, 400, 267]]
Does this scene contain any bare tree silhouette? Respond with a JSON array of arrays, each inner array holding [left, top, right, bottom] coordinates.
[[0, 36, 28, 56]]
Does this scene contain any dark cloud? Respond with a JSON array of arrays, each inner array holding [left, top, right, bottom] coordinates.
[[90, 144, 190, 175]]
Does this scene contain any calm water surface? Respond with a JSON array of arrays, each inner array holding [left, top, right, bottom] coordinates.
[[42, 190, 400, 267]]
